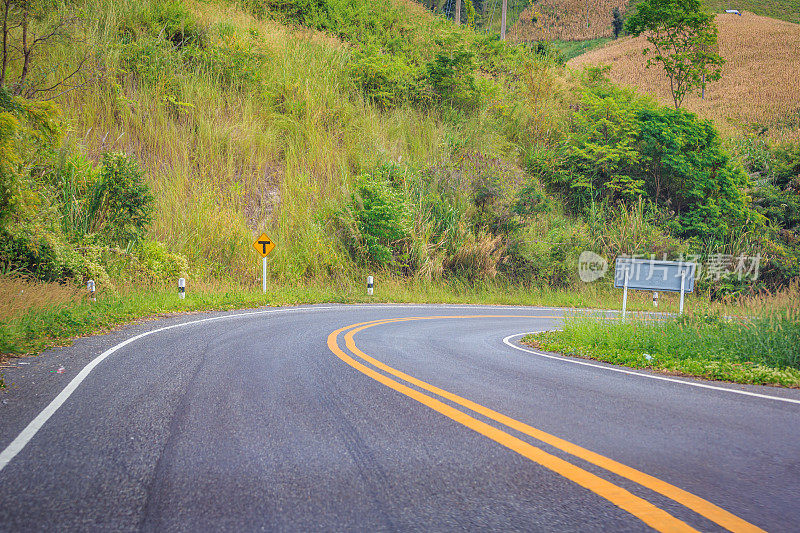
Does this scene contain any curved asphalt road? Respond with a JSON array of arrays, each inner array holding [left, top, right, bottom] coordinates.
[[0, 304, 798, 532]]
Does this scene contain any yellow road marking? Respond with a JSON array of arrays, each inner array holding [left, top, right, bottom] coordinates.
[[329, 315, 765, 533], [328, 318, 696, 533]]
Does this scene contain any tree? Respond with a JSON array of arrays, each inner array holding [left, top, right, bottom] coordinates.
[[625, 0, 724, 109], [611, 7, 624, 39], [0, 0, 90, 99]]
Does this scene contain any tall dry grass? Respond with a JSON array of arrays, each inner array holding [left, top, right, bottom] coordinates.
[[509, 0, 630, 42], [568, 12, 800, 142], [0, 276, 85, 322]]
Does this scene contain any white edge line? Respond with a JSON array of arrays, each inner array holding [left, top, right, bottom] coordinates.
[[0, 305, 338, 472], [503, 333, 800, 406]]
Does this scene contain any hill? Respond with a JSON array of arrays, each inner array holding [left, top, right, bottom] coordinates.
[[568, 11, 800, 142]]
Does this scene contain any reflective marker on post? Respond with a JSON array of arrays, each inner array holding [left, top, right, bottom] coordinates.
[[653, 292, 658, 307], [367, 276, 374, 296], [87, 279, 96, 301], [179, 277, 186, 299]]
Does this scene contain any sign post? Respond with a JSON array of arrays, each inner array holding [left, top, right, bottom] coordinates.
[[253, 232, 276, 294], [614, 257, 697, 316]]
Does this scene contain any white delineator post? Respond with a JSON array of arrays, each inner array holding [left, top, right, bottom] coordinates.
[[653, 292, 658, 307], [178, 278, 186, 299], [621, 268, 629, 322], [367, 276, 374, 296], [262, 257, 267, 294], [679, 270, 686, 315], [87, 279, 96, 301]]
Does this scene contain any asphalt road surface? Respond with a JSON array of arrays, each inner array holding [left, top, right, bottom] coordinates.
[[1, 304, 799, 532]]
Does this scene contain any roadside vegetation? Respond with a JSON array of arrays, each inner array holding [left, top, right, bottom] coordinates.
[[0, 0, 798, 376], [522, 283, 800, 387]]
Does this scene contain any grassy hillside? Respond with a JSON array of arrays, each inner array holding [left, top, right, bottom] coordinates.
[[569, 12, 800, 142]]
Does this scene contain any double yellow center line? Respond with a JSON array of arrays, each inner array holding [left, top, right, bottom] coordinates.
[[327, 315, 764, 533]]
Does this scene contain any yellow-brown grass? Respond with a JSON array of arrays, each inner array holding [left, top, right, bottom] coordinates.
[[0, 276, 84, 323], [509, 0, 630, 42], [568, 12, 800, 142]]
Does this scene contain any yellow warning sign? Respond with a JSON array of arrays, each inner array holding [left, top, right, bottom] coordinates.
[[253, 233, 276, 258]]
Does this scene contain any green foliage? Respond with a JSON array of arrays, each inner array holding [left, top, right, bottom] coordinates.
[[555, 87, 645, 208], [146, 1, 207, 48], [350, 48, 420, 109], [425, 49, 479, 110], [625, 0, 724, 109], [528, 302, 800, 386], [524, 41, 566, 65], [549, 39, 611, 62], [119, 35, 183, 88], [243, 0, 525, 112], [86, 153, 153, 246], [346, 170, 409, 266], [637, 106, 754, 241], [545, 83, 758, 243], [612, 7, 625, 39]]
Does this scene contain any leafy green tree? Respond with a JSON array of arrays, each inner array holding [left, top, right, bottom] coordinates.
[[553, 87, 645, 210], [87, 153, 154, 245], [544, 83, 758, 242], [636, 106, 754, 241], [625, 0, 724, 109]]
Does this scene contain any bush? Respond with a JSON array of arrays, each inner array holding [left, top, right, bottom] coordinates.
[[545, 83, 759, 243], [344, 171, 409, 266], [86, 153, 153, 246], [424, 50, 480, 110], [350, 48, 419, 109]]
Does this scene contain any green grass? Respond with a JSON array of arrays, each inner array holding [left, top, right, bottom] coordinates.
[[702, 0, 800, 24], [551, 38, 613, 61], [522, 304, 800, 387]]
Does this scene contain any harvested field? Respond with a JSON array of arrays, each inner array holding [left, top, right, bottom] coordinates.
[[509, 0, 630, 42], [568, 12, 800, 142]]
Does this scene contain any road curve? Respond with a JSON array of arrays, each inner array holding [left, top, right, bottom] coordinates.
[[0, 304, 798, 532]]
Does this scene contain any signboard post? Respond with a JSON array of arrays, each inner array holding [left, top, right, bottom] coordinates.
[[614, 257, 697, 319], [253, 233, 276, 294]]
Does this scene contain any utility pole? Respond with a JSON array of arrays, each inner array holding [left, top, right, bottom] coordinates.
[[455, 0, 461, 24], [501, 0, 508, 40]]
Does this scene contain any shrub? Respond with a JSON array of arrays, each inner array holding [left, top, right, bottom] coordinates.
[[86, 153, 153, 246], [545, 83, 760, 243], [424, 49, 480, 110], [345, 172, 409, 266], [350, 49, 419, 109]]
